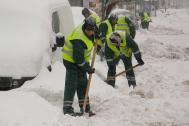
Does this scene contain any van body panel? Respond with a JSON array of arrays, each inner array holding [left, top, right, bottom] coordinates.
[[0, 0, 74, 87]]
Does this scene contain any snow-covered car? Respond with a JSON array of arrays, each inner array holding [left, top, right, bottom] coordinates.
[[0, 0, 74, 89], [109, 9, 139, 29], [71, 6, 97, 28]]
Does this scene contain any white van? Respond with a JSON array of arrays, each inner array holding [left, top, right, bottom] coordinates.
[[0, 0, 74, 90]]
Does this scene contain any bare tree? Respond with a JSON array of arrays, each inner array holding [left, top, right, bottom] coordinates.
[[101, 0, 119, 20]]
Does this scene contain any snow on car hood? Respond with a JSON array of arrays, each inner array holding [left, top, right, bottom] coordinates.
[[0, 10, 50, 78]]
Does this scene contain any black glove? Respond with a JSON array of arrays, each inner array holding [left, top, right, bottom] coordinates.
[[87, 68, 95, 74], [56, 36, 65, 47], [52, 44, 57, 52], [137, 58, 144, 65], [47, 65, 52, 72]]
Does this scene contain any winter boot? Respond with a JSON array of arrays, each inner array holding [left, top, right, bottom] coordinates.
[[80, 107, 96, 117], [129, 83, 136, 88], [106, 79, 115, 88], [63, 107, 82, 117], [64, 108, 83, 117]]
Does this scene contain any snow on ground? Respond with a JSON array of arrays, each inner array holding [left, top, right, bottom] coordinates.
[[0, 8, 189, 126]]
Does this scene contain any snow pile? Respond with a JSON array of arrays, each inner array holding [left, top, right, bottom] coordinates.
[[0, 91, 60, 126], [150, 9, 189, 34], [0, 8, 189, 126], [140, 38, 189, 62], [149, 24, 184, 35]]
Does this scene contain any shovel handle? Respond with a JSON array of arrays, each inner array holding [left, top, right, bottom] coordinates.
[[83, 41, 98, 111], [106, 64, 140, 81]]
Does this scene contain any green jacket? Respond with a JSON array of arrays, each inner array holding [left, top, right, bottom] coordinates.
[[105, 32, 141, 65], [99, 19, 115, 43], [115, 16, 130, 35], [62, 25, 94, 72], [90, 13, 101, 27], [143, 12, 151, 22], [125, 17, 136, 39]]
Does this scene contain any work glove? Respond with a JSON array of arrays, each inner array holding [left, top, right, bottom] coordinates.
[[52, 44, 57, 52], [87, 68, 95, 74], [137, 58, 144, 65], [47, 65, 52, 72], [56, 36, 65, 47]]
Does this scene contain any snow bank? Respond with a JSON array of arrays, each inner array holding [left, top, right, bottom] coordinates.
[[150, 9, 189, 34], [140, 37, 189, 62], [0, 91, 60, 126]]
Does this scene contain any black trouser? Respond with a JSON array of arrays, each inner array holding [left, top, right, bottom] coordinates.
[[107, 62, 117, 87], [106, 56, 136, 87], [63, 60, 90, 114], [141, 21, 149, 29], [122, 56, 136, 87]]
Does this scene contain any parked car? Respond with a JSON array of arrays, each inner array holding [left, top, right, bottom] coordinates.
[[109, 9, 139, 29], [0, 0, 74, 90]]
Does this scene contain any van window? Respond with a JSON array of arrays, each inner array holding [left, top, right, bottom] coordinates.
[[52, 11, 60, 33]]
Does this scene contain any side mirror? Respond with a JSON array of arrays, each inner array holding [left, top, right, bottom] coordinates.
[[56, 32, 65, 47], [52, 44, 57, 52]]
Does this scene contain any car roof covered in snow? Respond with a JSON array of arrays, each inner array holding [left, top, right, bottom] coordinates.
[[0, 0, 72, 77], [0, 0, 71, 53]]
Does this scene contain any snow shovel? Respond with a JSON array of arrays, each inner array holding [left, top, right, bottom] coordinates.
[[83, 41, 98, 117], [105, 64, 140, 82]]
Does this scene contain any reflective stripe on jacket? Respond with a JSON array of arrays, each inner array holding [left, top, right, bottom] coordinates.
[[115, 16, 130, 35]]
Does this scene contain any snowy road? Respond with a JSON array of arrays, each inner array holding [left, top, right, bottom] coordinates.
[[0, 9, 189, 126]]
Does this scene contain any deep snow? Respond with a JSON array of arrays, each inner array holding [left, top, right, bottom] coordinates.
[[0, 8, 189, 126]]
